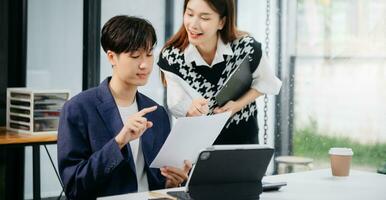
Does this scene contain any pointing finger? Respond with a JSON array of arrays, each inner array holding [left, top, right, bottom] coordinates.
[[137, 106, 157, 117]]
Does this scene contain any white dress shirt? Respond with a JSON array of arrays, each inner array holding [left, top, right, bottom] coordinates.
[[161, 37, 282, 118], [118, 100, 149, 192]]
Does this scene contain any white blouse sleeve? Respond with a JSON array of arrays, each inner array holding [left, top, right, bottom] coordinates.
[[251, 54, 282, 95], [162, 70, 201, 118]]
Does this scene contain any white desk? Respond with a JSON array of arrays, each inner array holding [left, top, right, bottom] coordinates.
[[99, 169, 386, 200], [261, 169, 386, 200]]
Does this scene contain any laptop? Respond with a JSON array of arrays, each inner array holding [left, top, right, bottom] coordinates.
[[215, 56, 253, 106], [167, 145, 285, 200]]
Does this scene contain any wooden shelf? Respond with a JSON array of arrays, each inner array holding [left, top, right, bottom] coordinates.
[[0, 127, 57, 145]]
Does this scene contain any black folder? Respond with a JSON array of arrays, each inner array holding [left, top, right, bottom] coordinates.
[[215, 56, 253, 106], [168, 145, 274, 200]]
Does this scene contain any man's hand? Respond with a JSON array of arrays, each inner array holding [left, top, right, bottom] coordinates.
[[115, 106, 157, 149], [186, 98, 209, 117], [213, 100, 242, 116], [162, 160, 192, 188]]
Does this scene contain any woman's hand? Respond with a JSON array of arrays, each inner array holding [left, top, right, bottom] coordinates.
[[115, 106, 157, 149], [214, 89, 263, 116], [186, 98, 209, 117], [213, 100, 242, 116], [162, 160, 192, 188]]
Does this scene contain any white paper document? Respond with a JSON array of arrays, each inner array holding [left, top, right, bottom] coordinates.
[[150, 112, 231, 168]]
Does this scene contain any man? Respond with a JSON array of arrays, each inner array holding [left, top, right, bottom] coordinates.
[[58, 15, 191, 199]]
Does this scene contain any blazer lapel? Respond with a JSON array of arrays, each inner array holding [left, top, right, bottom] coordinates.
[[95, 78, 136, 172]]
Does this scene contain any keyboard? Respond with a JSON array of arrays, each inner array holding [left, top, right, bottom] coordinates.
[[166, 182, 286, 200], [262, 181, 287, 191]]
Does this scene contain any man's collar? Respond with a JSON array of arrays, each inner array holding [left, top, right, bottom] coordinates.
[[184, 37, 233, 67]]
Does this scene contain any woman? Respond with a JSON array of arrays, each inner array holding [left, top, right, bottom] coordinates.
[[158, 0, 281, 144]]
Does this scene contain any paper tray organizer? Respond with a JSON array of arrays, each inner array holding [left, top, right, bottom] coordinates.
[[6, 88, 70, 134]]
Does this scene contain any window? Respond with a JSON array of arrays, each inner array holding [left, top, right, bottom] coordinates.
[[293, 0, 386, 172], [26, 0, 83, 198]]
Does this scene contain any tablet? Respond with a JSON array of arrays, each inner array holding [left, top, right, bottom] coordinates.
[[215, 56, 252, 106], [183, 145, 274, 200], [187, 145, 273, 187]]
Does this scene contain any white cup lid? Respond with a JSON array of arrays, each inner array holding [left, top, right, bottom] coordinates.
[[329, 147, 354, 156]]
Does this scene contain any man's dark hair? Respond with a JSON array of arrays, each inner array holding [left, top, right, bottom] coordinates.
[[101, 15, 157, 53]]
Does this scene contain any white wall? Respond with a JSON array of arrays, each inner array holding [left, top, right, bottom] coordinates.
[[26, 0, 83, 198], [173, 0, 184, 33]]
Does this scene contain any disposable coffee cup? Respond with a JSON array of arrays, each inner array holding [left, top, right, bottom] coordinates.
[[329, 147, 353, 176]]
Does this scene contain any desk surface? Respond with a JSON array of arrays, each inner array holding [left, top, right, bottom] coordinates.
[[99, 169, 386, 200], [0, 127, 57, 145], [261, 169, 386, 200]]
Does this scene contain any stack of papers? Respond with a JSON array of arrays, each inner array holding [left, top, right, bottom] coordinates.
[[150, 112, 231, 168]]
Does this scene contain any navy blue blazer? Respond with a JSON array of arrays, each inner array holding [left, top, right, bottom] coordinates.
[[58, 77, 170, 199]]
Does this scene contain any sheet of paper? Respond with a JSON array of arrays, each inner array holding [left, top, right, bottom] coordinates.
[[150, 112, 231, 168]]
